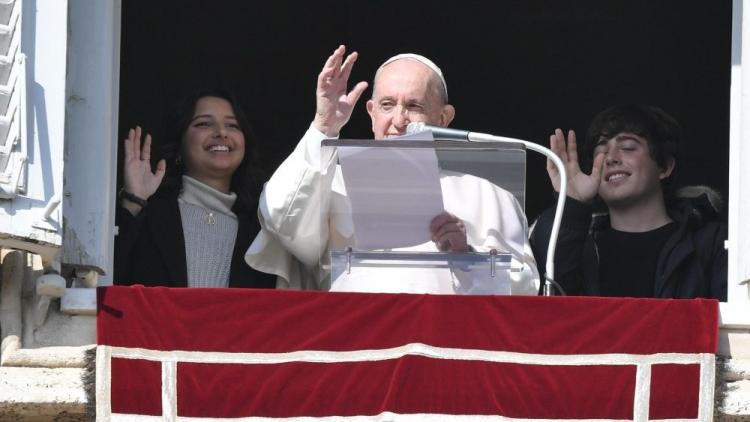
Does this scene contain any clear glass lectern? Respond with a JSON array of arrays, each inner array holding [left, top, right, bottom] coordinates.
[[319, 138, 527, 295]]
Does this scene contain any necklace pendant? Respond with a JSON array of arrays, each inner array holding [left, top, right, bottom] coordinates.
[[204, 212, 216, 225]]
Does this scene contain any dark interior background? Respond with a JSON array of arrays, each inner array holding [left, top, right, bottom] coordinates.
[[118, 0, 731, 221]]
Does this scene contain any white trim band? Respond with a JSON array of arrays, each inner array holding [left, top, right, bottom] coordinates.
[[107, 342, 708, 367]]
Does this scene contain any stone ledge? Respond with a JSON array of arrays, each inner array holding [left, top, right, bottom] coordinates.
[[0, 367, 87, 419], [717, 379, 750, 419], [1, 345, 92, 368], [717, 357, 750, 419], [724, 358, 750, 381], [720, 328, 750, 359]]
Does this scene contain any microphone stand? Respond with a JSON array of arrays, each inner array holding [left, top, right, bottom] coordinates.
[[405, 123, 568, 296], [465, 132, 568, 296]]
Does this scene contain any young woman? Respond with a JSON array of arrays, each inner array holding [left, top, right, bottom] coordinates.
[[114, 89, 276, 288]]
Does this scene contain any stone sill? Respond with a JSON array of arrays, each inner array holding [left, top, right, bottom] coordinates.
[[719, 328, 750, 359], [0, 367, 89, 419]]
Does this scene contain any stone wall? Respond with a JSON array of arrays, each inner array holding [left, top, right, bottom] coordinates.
[[0, 249, 94, 420], [718, 329, 750, 420]]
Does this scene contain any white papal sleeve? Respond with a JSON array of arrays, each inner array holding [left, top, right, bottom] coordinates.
[[245, 125, 338, 290]]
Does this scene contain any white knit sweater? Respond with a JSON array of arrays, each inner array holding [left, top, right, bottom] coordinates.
[[178, 176, 238, 288]]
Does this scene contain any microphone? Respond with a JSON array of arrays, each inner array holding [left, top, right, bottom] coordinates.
[[407, 122, 523, 146], [406, 122, 470, 140]]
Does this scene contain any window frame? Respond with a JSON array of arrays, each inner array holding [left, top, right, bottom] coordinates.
[[721, 0, 750, 329], [94, 3, 748, 323]]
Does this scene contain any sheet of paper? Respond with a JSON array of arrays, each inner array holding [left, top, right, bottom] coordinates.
[[337, 130, 444, 250]]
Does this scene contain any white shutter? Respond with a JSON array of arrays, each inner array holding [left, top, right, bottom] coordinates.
[[0, 0, 67, 259], [0, 0, 25, 198]]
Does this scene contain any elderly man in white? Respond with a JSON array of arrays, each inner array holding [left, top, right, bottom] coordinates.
[[246, 45, 539, 295]]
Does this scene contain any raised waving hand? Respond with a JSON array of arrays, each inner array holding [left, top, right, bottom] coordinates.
[[547, 129, 605, 203], [312, 45, 369, 137], [121, 126, 166, 215]]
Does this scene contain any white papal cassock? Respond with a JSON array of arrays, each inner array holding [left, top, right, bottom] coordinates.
[[245, 125, 539, 295]]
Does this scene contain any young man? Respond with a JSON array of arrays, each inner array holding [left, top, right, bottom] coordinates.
[[531, 105, 727, 299], [245, 45, 539, 294]]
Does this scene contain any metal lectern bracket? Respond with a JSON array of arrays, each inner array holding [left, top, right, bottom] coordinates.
[[346, 247, 353, 275], [489, 249, 497, 278]]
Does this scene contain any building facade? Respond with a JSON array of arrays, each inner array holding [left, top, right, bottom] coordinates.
[[0, 1, 748, 419]]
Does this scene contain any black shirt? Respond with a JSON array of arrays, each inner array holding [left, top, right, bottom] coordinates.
[[597, 222, 677, 297]]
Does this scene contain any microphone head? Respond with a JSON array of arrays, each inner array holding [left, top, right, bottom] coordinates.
[[405, 122, 469, 141], [406, 122, 428, 134]]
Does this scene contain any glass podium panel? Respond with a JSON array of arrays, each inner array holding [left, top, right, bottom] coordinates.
[[319, 139, 527, 295]]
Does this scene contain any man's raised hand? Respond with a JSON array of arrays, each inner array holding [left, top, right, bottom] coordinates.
[[546, 128, 604, 203], [312, 45, 369, 137]]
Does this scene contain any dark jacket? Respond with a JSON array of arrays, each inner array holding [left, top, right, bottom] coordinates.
[[114, 187, 276, 288], [530, 187, 727, 300]]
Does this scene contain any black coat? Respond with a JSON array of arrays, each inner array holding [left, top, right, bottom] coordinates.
[[530, 191, 727, 300], [114, 187, 276, 288]]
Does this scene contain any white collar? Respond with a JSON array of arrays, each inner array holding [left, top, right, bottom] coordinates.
[[179, 175, 237, 217]]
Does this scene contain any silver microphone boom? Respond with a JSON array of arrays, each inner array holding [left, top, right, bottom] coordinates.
[[406, 122, 470, 140]]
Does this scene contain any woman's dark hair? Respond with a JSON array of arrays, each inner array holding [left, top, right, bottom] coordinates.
[[584, 104, 682, 200], [160, 88, 265, 212]]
